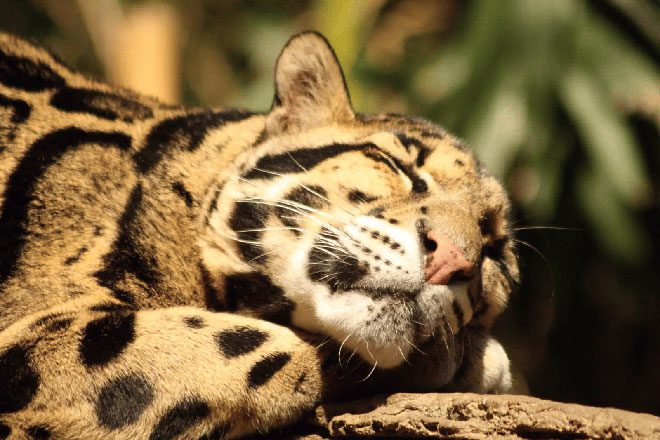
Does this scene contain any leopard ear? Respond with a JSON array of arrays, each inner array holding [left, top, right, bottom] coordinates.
[[267, 31, 354, 133]]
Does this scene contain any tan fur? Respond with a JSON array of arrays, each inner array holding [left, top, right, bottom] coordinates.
[[0, 31, 519, 439]]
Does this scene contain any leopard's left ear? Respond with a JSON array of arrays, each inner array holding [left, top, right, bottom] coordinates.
[[267, 31, 354, 133]]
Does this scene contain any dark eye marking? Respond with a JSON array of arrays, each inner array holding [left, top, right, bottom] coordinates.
[[395, 133, 433, 167], [347, 189, 378, 204], [243, 143, 370, 180], [363, 147, 428, 193]]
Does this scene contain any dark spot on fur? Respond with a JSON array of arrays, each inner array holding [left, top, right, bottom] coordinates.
[[391, 243, 400, 250], [347, 190, 378, 204], [90, 302, 134, 313], [0, 48, 65, 91], [308, 231, 366, 291], [30, 312, 64, 330], [135, 110, 252, 173], [452, 299, 465, 327], [228, 200, 269, 263], [225, 272, 294, 324], [50, 87, 153, 122], [455, 158, 465, 166], [94, 184, 160, 303], [184, 316, 206, 329], [45, 317, 74, 333], [247, 352, 291, 388], [0, 422, 10, 439], [371, 231, 380, 238], [200, 262, 223, 311], [80, 312, 136, 367], [420, 206, 428, 215], [64, 245, 88, 265], [388, 218, 398, 224], [0, 129, 131, 285], [149, 397, 210, 440], [0, 94, 31, 123], [96, 373, 154, 429], [0, 345, 39, 413], [275, 185, 327, 235], [216, 326, 268, 358], [172, 182, 194, 208], [26, 425, 50, 440], [93, 225, 104, 236]]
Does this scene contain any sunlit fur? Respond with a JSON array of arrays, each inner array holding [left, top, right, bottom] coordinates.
[[200, 34, 519, 369], [0, 31, 519, 439]]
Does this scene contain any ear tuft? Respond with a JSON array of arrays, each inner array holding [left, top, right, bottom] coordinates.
[[268, 31, 354, 133]]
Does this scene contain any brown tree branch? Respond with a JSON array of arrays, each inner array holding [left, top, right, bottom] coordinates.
[[279, 393, 660, 439]]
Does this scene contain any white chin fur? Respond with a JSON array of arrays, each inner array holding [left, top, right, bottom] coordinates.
[[309, 288, 415, 369]]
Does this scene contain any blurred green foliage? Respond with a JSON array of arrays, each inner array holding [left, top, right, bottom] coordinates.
[[1, 0, 658, 414]]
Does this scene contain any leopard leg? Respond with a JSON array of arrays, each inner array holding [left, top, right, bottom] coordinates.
[[0, 295, 322, 440], [444, 326, 513, 394]]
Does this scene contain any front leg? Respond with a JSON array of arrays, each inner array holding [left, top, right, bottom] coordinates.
[[0, 296, 322, 439]]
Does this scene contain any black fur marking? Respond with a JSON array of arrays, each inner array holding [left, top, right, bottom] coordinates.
[[395, 133, 432, 167], [200, 262, 223, 311], [94, 184, 161, 303], [347, 189, 378, 204], [455, 158, 465, 166], [172, 181, 194, 208], [247, 352, 291, 388], [0, 49, 65, 91], [90, 302, 133, 313], [0, 345, 39, 414], [216, 326, 268, 358], [308, 233, 366, 291], [184, 316, 206, 329], [64, 245, 88, 265], [26, 426, 50, 440], [0, 94, 31, 123], [275, 185, 327, 234], [80, 312, 136, 367], [134, 110, 253, 173], [149, 397, 210, 440], [243, 142, 371, 180], [45, 317, 74, 333], [50, 87, 153, 122], [0, 422, 10, 439], [452, 299, 465, 327], [30, 312, 65, 330], [0, 129, 131, 285], [228, 200, 270, 262], [96, 373, 155, 429], [198, 423, 230, 440], [225, 272, 294, 324]]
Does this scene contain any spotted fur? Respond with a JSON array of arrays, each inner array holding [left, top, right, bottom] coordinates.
[[0, 31, 519, 439]]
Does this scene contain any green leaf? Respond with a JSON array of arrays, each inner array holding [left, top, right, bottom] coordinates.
[[577, 168, 650, 265], [559, 67, 651, 207]]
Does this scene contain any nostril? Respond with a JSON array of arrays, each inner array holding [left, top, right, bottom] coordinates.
[[423, 234, 437, 253]]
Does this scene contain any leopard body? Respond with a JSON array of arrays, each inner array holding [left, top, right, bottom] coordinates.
[[0, 32, 519, 439]]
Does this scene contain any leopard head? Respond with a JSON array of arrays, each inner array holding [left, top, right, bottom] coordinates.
[[201, 32, 519, 369]]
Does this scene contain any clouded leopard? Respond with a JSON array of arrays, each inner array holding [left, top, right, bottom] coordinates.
[[0, 31, 519, 439]]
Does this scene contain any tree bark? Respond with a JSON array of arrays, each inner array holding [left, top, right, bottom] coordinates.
[[277, 393, 660, 439]]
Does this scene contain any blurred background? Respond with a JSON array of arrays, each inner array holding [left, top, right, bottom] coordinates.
[[2, 0, 658, 414]]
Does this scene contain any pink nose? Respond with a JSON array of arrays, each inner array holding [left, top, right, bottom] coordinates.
[[424, 231, 474, 285]]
